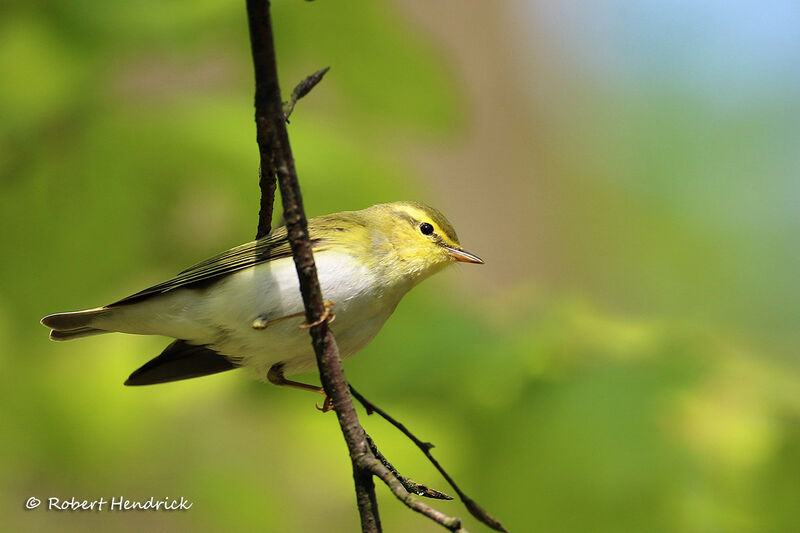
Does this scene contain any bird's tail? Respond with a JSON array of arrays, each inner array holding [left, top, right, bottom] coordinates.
[[41, 308, 111, 341]]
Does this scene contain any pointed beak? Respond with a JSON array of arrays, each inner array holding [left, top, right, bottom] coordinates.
[[444, 246, 484, 264]]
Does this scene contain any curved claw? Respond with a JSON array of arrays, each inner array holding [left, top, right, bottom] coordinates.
[[315, 396, 334, 413]]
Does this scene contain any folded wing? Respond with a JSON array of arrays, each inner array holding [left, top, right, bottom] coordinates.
[[109, 227, 323, 307]]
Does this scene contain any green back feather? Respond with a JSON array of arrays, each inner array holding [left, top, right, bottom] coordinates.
[[108, 226, 325, 306]]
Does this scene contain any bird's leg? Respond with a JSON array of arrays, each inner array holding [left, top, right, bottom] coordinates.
[[267, 363, 334, 412], [252, 301, 335, 330], [267, 363, 323, 393], [252, 312, 302, 330]]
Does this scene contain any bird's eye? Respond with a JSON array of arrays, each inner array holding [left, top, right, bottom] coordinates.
[[419, 222, 434, 236]]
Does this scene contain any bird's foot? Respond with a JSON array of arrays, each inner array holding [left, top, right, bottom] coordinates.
[[315, 395, 335, 413], [267, 363, 334, 413], [299, 301, 336, 329]]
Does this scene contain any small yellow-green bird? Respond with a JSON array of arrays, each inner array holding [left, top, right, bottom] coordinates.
[[42, 202, 483, 393]]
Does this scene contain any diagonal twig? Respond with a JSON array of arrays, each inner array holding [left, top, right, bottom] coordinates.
[[246, 0, 382, 530], [245, 1, 473, 532], [358, 453, 469, 533], [283, 67, 330, 121], [364, 433, 453, 500], [350, 385, 508, 533]]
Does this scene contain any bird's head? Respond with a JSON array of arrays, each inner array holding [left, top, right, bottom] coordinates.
[[364, 201, 483, 285]]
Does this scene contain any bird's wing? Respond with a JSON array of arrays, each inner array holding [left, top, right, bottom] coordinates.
[[124, 339, 239, 386], [108, 227, 325, 307]]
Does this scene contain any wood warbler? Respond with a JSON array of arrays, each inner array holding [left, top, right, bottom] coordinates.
[[41, 202, 483, 391]]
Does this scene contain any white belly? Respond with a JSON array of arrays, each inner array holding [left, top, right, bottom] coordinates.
[[107, 252, 405, 378]]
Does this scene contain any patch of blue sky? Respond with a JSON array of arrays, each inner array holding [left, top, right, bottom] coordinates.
[[525, 0, 800, 107]]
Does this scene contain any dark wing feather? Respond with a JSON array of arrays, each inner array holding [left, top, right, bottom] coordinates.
[[124, 340, 238, 386], [108, 227, 324, 307]]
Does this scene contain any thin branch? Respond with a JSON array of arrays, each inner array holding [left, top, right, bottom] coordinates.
[[354, 466, 382, 533], [350, 386, 508, 533], [246, 0, 279, 240], [245, 2, 482, 532], [245, 0, 381, 530], [284, 67, 330, 121], [357, 454, 468, 533], [364, 433, 453, 500]]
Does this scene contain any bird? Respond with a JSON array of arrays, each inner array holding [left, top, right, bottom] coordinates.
[[41, 201, 483, 401]]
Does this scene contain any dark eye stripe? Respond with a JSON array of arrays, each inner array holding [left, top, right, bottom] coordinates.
[[432, 234, 447, 247]]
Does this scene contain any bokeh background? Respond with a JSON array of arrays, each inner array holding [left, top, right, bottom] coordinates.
[[2, 0, 799, 531]]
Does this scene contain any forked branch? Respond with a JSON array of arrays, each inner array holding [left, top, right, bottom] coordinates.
[[351, 386, 508, 532]]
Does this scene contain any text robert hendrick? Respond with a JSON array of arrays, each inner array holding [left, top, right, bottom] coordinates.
[[44, 496, 192, 511]]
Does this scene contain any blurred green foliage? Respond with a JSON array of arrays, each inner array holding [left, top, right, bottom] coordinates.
[[2, 1, 800, 532]]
